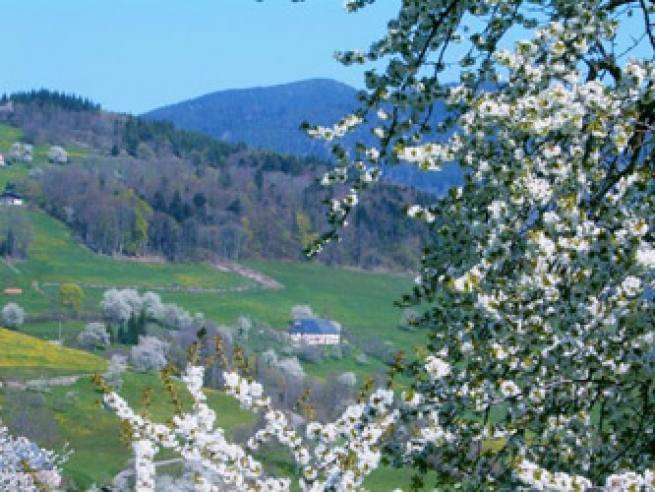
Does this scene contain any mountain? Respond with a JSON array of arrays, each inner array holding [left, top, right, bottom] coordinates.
[[144, 79, 357, 158], [144, 79, 462, 195]]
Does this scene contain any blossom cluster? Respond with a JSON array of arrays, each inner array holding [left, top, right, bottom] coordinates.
[[516, 459, 655, 491], [0, 422, 65, 491], [105, 363, 403, 491]]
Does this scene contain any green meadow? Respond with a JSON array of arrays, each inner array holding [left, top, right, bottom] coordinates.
[[0, 210, 253, 317], [1, 207, 425, 378]]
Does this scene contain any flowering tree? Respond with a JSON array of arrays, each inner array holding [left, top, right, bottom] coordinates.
[[106, 0, 655, 490], [76, 322, 111, 350], [0, 421, 66, 491], [1, 303, 25, 330], [301, 0, 655, 489], [47, 146, 68, 165], [101, 288, 196, 332], [130, 335, 170, 372], [101, 343, 397, 491]]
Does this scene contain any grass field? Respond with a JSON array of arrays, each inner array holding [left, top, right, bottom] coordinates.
[[19, 319, 86, 345], [0, 327, 105, 377], [160, 260, 425, 378], [1, 207, 425, 378], [0, 210, 253, 315]]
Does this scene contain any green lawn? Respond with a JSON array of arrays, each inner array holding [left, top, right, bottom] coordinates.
[[0, 210, 253, 314], [20, 319, 86, 345]]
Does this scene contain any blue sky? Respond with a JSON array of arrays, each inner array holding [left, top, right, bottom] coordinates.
[[2, 1, 648, 115], [0, 0, 400, 114]]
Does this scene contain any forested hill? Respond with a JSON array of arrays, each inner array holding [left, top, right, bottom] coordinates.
[[0, 90, 429, 270], [144, 79, 357, 158], [143, 79, 463, 195]]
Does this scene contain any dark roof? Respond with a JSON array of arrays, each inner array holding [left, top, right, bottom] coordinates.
[[289, 318, 340, 335], [0, 190, 22, 199]]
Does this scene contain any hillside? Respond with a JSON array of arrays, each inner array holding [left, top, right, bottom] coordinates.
[[0, 93, 430, 270], [3, 205, 420, 378], [0, 331, 421, 490], [144, 79, 463, 194], [0, 212, 425, 488], [0, 92, 432, 490], [0, 328, 105, 377]]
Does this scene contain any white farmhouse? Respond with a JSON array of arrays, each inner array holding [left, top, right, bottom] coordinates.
[[0, 190, 24, 206], [289, 318, 341, 346]]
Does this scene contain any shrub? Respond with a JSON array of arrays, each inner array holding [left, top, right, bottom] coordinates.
[[1, 303, 24, 329]]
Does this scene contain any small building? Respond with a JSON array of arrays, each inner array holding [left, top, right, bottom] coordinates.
[[0, 154, 5, 167], [0, 190, 23, 206], [3, 288, 23, 296], [289, 318, 341, 346]]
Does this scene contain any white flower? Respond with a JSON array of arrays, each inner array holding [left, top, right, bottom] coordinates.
[[621, 276, 642, 297], [499, 380, 521, 398], [490, 342, 508, 360], [636, 245, 655, 268], [524, 176, 552, 203], [425, 356, 451, 379]]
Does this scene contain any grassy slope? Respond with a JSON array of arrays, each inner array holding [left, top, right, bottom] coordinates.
[[164, 260, 425, 378], [0, 327, 105, 377], [2, 207, 426, 379], [16, 210, 250, 289], [0, 210, 252, 315]]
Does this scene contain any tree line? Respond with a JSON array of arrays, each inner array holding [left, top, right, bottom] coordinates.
[[0, 96, 429, 268]]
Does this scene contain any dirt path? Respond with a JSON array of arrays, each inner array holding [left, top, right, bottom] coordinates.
[[213, 260, 283, 289], [41, 281, 262, 295], [39, 260, 283, 295], [1, 373, 91, 391], [109, 254, 283, 289], [1, 257, 21, 275]]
